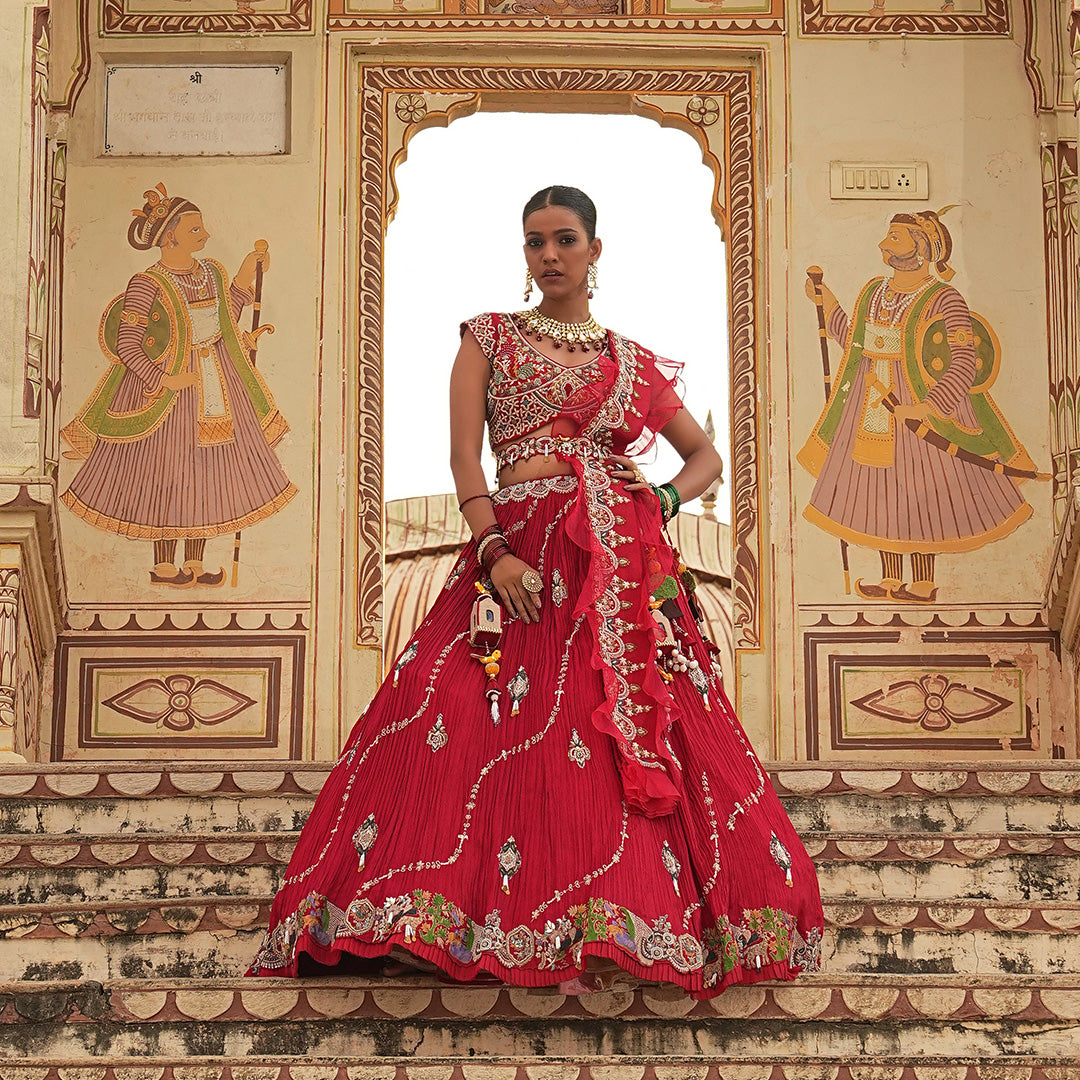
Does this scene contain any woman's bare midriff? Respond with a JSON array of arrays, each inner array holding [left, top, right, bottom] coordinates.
[[495, 426, 576, 490]]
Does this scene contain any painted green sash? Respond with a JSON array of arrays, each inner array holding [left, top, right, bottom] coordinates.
[[812, 277, 878, 448], [811, 277, 1019, 464], [64, 260, 277, 453]]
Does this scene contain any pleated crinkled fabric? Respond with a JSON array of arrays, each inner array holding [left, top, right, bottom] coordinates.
[[249, 476, 823, 998]]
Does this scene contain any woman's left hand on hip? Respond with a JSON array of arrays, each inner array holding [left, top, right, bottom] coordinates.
[[607, 454, 651, 492]]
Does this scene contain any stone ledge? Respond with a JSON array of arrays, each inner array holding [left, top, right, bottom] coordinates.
[[1, 1063, 1079, 1079], [6, 831, 1080, 870], [0, 763, 1078, 800], [4, 898, 1080, 941], [3, 975, 1080, 1024]]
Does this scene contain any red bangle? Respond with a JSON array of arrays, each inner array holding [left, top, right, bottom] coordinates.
[[480, 541, 512, 574]]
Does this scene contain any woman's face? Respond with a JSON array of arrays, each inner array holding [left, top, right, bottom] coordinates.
[[522, 204, 601, 302], [165, 212, 210, 257]]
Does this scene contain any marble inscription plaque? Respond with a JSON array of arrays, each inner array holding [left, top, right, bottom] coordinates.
[[104, 65, 288, 157]]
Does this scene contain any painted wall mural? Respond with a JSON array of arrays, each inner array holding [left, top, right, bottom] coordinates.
[[101, 0, 313, 33], [59, 184, 297, 590], [799, 0, 1009, 33], [799, 209, 1046, 604], [326, 0, 784, 32]]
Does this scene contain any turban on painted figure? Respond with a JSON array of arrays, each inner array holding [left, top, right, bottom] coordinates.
[[127, 182, 201, 251]]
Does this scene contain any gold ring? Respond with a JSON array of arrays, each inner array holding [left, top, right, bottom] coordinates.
[[632, 468, 647, 485], [521, 569, 543, 594]]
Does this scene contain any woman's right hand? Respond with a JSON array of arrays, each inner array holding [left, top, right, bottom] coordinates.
[[490, 554, 543, 624]]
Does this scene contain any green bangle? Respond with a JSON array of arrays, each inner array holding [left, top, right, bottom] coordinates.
[[658, 482, 681, 521]]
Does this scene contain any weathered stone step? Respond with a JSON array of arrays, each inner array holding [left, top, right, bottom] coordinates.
[[2, 762, 1078, 839], [0, 796, 314, 839], [5, 851, 1078, 907], [0, 863, 282, 906], [7, 925, 263, 982], [4, 761, 1078, 799], [2, 975, 1079, 1061], [6, 829, 1078, 871], [5, 848, 1079, 906], [8, 915, 1080, 983], [1, 1063, 1077, 1080], [816, 853, 1080, 903], [0, 831, 296, 867], [783, 795, 1080, 836]]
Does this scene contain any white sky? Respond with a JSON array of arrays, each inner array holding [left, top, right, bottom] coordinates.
[[384, 111, 731, 520]]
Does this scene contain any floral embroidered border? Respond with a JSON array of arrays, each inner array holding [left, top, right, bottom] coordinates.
[[251, 887, 822, 990]]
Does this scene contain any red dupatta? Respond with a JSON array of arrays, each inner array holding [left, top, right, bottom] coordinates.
[[546, 330, 686, 817]]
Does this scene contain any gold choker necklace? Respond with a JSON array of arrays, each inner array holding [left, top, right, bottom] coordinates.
[[516, 308, 606, 353]]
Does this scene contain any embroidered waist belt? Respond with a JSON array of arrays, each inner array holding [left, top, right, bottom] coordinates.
[[495, 435, 607, 471]]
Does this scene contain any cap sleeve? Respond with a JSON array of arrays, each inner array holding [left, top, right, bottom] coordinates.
[[460, 312, 501, 365]]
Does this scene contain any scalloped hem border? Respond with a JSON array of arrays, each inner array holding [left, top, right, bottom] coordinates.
[[246, 932, 815, 1001]]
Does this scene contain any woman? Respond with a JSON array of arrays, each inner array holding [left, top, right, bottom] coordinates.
[[61, 183, 296, 587], [249, 186, 822, 997]]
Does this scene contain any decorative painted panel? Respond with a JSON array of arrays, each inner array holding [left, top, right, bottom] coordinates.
[[1044, 140, 1079, 528], [329, 0, 784, 32], [101, 0, 314, 34], [52, 633, 305, 759], [802, 610, 1058, 758], [800, 0, 1009, 35]]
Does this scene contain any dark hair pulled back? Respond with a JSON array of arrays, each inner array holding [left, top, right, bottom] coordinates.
[[522, 185, 597, 242]]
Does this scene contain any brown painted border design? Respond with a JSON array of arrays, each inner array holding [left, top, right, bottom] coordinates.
[[827, 652, 1033, 753], [328, 0, 784, 32], [800, 0, 1010, 35], [101, 0, 313, 34], [77, 655, 282, 750], [4, 759, 1078, 797], [52, 633, 305, 758], [5, 978, 1080, 1027], [803, 625, 1057, 758], [0, 1063, 1078, 1078], [355, 63, 762, 652], [330, 15, 785, 32], [1043, 140, 1079, 528]]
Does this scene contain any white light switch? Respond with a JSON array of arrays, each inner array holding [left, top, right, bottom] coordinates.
[[830, 161, 929, 199]]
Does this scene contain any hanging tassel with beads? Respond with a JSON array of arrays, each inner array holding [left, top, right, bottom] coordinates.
[[470, 582, 504, 724]]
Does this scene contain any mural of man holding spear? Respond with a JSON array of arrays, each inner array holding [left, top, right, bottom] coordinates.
[[798, 209, 1046, 603], [60, 184, 296, 588]]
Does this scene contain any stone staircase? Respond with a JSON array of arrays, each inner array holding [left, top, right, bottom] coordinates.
[[1, 761, 1079, 1078]]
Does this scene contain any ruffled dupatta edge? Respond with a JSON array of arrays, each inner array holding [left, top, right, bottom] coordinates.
[[553, 331, 686, 818]]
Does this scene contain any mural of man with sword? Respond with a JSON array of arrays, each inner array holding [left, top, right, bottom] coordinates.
[[60, 183, 296, 587], [798, 208, 1045, 603]]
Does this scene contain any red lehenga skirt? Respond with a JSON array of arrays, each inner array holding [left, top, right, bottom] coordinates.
[[249, 476, 823, 998]]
